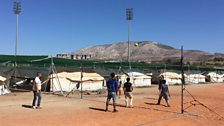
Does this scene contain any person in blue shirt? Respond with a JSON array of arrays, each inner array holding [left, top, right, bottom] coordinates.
[[105, 73, 118, 112]]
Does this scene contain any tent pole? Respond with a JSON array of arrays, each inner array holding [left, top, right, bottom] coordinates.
[[49, 56, 63, 95], [51, 65, 54, 92], [53, 63, 63, 95]]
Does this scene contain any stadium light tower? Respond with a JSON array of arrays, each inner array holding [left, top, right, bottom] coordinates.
[[13, 1, 21, 61], [126, 8, 133, 70]]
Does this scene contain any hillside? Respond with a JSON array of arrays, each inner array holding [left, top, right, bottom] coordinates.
[[71, 41, 222, 62]]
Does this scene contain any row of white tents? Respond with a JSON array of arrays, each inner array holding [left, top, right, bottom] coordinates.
[[1, 71, 224, 95], [50, 71, 224, 92], [161, 72, 224, 85], [0, 71, 152, 95], [49, 71, 152, 92]]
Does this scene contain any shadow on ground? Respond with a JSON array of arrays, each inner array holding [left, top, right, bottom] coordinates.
[[145, 97, 158, 100], [89, 107, 106, 112], [22, 104, 33, 109], [145, 102, 167, 107]]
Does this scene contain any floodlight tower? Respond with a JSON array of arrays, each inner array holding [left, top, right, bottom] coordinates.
[[126, 8, 133, 70], [13, 1, 21, 62], [12, 1, 21, 86]]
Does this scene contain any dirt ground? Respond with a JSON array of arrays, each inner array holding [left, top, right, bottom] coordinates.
[[0, 83, 224, 126]]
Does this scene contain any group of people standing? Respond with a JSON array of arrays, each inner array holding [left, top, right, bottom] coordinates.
[[31, 72, 171, 111], [105, 73, 171, 112], [105, 73, 133, 112]]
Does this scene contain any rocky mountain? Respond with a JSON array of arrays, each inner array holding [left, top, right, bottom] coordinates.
[[71, 41, 222, 62]]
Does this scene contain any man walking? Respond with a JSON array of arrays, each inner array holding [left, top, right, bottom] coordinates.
[[123, 77, 133, 108], [32, 72, 42, 109], [157, 80, 171, 107], [106, 73, 118, 112]]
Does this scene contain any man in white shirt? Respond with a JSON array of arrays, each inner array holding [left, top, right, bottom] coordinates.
[[32, 72, 42, 109]]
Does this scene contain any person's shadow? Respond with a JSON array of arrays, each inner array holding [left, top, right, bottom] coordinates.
[[145, 102, 167, 107], [22, 104, 33, 109], [89, 107, 106, 112]]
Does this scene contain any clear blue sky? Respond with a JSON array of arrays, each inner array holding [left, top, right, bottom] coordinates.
[[0, 0, 223, 55]]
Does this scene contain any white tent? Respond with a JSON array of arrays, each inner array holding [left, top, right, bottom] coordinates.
[[121, 72, 151, 87], [161, 72, 182, 85], [185, 74, 206, 84], [49, 72, 104, 92], [207, 72, 223, 83], [0, 75, 10, 95], [0, 76, 6, 82]]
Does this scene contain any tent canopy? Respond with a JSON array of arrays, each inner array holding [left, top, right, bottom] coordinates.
[[48, 71, 104, 92], [207, 72, 223, 83], [121, 72, 151, 87], [50, 72, 104, 82], [160, 72, 182, 85], [207, 72, 222, 78], [160, 72, 181, 79], [188, 74, 205, 78], [185, 74, 206, 84], [123, 72, 151, 79]]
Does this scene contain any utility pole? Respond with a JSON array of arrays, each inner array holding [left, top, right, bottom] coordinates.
[[80, 56, 83, 99], [126, 8, 133, 70], [181, 46, 185, 114]]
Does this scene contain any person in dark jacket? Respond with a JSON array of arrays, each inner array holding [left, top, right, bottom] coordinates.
[[158, 75, 164, 91], [157, 80, 171, 107], [105, 73, 118, 112], [123, 77, 133, 108]]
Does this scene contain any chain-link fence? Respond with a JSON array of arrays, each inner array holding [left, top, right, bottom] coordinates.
[[0, 55, 224, 92]]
